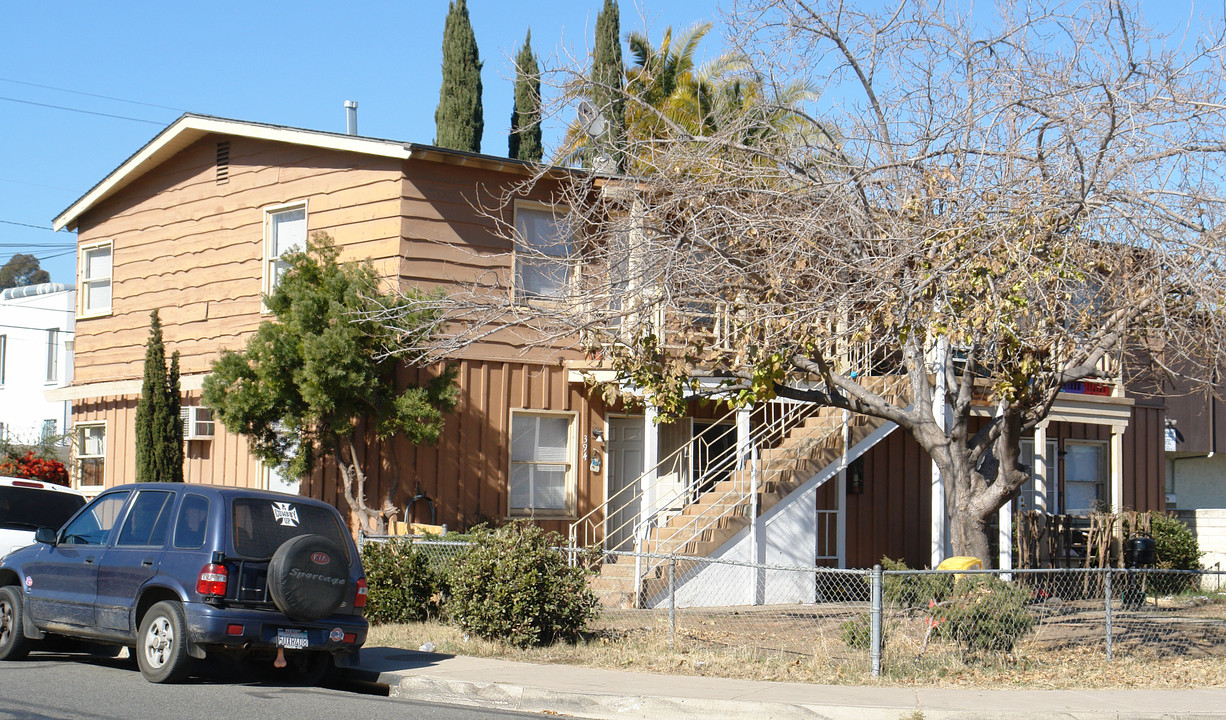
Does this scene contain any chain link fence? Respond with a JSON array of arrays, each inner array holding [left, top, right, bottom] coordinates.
[[360, 535, 1226, 677]]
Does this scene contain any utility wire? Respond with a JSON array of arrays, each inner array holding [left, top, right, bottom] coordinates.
[[0, 323, 75, 334], [0, 95, 165, 125], [0, 76, 188, 113], [0, 220, 68, 233]]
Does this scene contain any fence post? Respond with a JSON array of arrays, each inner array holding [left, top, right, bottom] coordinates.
[[669, 555, 677, 649], [1104, 568, 1113, 662], [870, 564, 883, 677]]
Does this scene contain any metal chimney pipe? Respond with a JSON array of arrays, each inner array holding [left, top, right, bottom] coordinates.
[[344, 100, 358, 135]]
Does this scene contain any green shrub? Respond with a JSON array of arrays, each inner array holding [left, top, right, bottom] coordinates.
[[446, 522, 597, 648], [1148, 513, 1202, 595], [935, 575, 1034, 655], [881, 557, 953, 611], [839, 613, 890, 649], [360, 539, 442, 624]]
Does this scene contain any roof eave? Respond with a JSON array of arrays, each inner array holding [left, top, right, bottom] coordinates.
[[52, 114, 416, 232]]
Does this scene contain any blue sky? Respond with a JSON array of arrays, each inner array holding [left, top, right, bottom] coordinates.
[[0, 1, 1214, 286], [1, 0, 724, 285]]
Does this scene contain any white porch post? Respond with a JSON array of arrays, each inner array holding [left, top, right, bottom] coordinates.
[[931, 338, 949, 568], [1111, 425, 1124, 511], [837, 409, 850, 568], [736, 408, 752, 471], [998, 501, 1012, 573], [1034, 422, 1049, 513], [642, 403, 659, 531]]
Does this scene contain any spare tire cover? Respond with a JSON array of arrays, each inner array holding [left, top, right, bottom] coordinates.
[[267, 534, 349, 621]]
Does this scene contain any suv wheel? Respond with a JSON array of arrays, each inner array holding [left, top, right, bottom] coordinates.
[[0, 586, 33, 661], [137, 601, 193, 683], [267, 534, 349, 621]]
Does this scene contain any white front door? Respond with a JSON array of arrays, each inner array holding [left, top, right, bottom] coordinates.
[[606, 417, 644, 552]]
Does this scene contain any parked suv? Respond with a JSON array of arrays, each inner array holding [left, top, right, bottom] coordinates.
[[0, 476, 86, 557], [0, 483, 367, 683]]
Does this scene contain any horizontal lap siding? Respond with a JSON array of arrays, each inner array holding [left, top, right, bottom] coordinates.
[[73, 136, 404, 384], [398, 164, 574, 364]]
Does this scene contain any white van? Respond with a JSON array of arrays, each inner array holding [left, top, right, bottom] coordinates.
[[0, 476, 86, 557]]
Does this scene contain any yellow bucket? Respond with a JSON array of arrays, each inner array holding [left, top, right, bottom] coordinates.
[[936, 556, 983, 579]]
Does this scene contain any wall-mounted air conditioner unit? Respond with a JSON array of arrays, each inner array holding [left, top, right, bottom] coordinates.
[[181, 406, 215, 440]]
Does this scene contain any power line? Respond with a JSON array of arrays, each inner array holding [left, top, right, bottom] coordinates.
[[0, 220, 65, 233], [0, 323, 75, 334], [0, 76, 188, 113], [0, 95, 164, 125]]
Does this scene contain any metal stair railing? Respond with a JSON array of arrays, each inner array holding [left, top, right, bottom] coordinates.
[[568, 404, 743, 551], [632, 401, 844, 580]]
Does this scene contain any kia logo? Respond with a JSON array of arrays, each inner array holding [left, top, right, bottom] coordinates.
[[310, 552, 330, 565]]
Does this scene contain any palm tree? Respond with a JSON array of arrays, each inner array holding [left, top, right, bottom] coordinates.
[[559, 23, 815, 170]]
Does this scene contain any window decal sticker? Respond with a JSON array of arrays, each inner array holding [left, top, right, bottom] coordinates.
[[272, 502, 299, 527]]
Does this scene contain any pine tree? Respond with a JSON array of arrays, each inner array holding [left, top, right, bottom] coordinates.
[[435, 0, 484, 152], [592, 0, 626, 171], [135, 310, 184, 482], [509, 30, 543, 162]]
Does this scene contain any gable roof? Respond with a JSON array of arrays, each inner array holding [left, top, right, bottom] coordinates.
[[53, 113, 544, 232]]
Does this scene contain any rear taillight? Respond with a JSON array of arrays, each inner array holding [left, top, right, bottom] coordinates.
[[354, 577, 368, 608], [197, 563, 228, 597]]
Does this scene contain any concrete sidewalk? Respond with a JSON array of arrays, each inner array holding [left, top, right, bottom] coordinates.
[[351, 647, 1226, 720]]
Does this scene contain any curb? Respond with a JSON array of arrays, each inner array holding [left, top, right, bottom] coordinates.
[[373, 671, 1226, 720]]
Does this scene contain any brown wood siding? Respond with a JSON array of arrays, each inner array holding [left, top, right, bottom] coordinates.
[[846, 427, 932, 569], [298, 360, 603, 537], [1123, 404, 1165, 513], [73, 392, 265, 489], [72, 135, 405, 384]]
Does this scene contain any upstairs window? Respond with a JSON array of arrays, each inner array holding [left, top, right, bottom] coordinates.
[[79, 241, 113, 317], [0, 334, 6, 385], [264, 203, 307, 298], [514, 204, 573, 302]]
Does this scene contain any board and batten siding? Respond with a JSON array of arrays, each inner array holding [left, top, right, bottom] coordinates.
[[73, 392, 265, 488], [298, 359, 605, 536]]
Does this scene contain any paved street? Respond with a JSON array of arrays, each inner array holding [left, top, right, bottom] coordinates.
[[0, 651, 542, 720]]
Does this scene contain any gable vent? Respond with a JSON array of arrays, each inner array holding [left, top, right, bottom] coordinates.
[[216, 141, 230, 184]]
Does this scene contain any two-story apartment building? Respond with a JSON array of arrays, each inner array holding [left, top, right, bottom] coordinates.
[[0, 282, 75, 460], [50, 114, 1165, 589]]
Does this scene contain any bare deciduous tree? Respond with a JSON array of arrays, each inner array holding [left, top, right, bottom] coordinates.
[[385, 0, 1226, 562]]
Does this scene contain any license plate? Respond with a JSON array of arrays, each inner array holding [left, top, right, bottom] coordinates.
[[276, 629, 308, 649]]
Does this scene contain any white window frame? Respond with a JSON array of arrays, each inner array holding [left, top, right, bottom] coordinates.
[[75, 421, 107, 491], [180, 406, 215, 441], [513, 201, 575, 304], [262, 201, 308, 304], [78, 240, 113, 318], [1062, 440, 1108, 515], [0, 333, 6, 386], [508, 409, 577, 518]]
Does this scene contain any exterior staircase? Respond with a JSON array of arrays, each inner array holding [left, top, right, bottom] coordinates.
[[583, 379, 908, 608]]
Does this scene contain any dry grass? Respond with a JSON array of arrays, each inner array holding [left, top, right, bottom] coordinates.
[[367, 606, 1226, 689]]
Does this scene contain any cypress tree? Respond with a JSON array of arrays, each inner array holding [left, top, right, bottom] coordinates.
[[435, 0, 484, 152], [509, 30, 543, 162], [592, 0, 626, 171], [161, 351, 184, 483], [135, 310, 184, 483]]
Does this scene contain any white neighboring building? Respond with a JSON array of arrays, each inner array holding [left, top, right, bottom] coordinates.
[[0, 283, 75, 457]]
